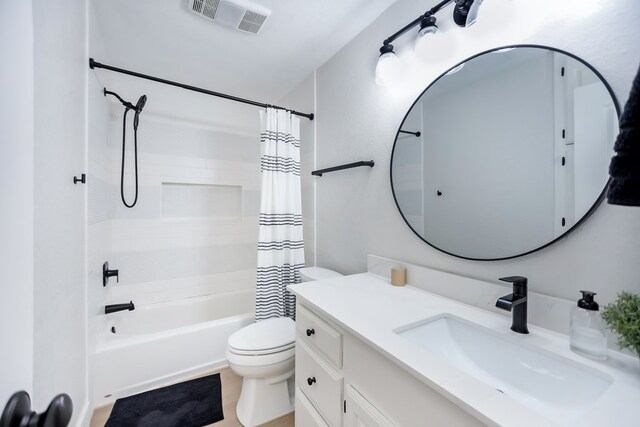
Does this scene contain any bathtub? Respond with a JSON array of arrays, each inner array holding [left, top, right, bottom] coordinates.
[[93, 289, 254, 405]]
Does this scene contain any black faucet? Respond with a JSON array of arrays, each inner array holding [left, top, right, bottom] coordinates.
[[105, 301, 135, 314], [495, 276, 529, 334]]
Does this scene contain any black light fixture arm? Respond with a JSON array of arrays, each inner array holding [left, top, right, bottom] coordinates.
[[90, 58, 314, 120], [382, 0, 453, 47]]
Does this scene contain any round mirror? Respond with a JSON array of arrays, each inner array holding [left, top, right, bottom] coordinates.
[[391, 45, 619, 260]]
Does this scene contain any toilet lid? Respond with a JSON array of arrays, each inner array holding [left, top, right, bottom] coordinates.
[[299, 267, 343, 281], [228, 317, 295, 352]]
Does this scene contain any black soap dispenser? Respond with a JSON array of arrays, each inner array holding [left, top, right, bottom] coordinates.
[[570, 291, 607, 360]]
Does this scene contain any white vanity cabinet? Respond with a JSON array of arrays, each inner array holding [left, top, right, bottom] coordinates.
[[295, 303, 486, 427]]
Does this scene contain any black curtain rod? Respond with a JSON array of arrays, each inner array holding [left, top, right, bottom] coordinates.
[[89, 58, 314, 121]]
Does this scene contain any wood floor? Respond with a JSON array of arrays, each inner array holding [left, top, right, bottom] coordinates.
[[90, 367, 294, 427]]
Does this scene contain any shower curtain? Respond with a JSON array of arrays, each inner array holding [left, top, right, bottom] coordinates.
[[256, 108, 305, 321]]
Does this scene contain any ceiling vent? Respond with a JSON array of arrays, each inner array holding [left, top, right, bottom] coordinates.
[[188, 0, 270, 35]]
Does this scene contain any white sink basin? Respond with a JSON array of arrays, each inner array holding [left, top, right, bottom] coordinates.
[[395, 315, 612, 425]]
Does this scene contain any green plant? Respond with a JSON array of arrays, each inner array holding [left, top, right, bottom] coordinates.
[[601, 291, 640, 358]]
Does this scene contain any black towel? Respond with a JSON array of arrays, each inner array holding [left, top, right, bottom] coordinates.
[[608, 62, 640, 206]]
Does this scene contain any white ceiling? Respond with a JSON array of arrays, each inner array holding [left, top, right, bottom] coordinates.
[[91, 0, 397, 104]]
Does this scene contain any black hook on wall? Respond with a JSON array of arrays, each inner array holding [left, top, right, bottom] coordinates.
[[73, 174, 86, 184]]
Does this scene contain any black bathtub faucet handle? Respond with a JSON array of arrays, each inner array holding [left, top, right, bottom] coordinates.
[[103, 261, 119, 286]]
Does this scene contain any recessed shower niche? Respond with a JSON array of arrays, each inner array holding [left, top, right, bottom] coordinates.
[[161, 182, 243, 220]]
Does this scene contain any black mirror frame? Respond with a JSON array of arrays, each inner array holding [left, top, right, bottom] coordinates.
[[389, 44, 620, 261]]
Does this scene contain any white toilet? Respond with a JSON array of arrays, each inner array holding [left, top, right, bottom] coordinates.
[[226, 267, 343, 426]]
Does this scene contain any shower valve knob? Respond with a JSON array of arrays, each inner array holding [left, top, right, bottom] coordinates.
[[103, 262, 119, 287], [306, 328, 315, 336]]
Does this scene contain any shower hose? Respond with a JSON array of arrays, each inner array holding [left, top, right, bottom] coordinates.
[[120, 108, 139, 208]]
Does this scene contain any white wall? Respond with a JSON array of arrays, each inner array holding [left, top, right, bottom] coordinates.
[[32, 0, 89, 423], [313, 0, 640, 305], [278, 73, 317, 266], [86, 0, 114, 410], [0, 0, 34, 408]]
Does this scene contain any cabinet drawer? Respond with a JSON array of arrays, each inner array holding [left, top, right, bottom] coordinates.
[[296, 388, 330, 427], [296, 340, 343, 427], [297, 304, 343, 368]]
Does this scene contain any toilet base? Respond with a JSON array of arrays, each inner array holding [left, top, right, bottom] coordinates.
[[235, 370, 295, 426]]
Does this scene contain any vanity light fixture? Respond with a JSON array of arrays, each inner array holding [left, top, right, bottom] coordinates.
[[375, 0, 483, 86], [375, 44, 402, 86], [452, 0, 483, 27], [414, 15, 438, 58]]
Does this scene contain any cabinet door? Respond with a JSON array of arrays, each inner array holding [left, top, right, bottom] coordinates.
[[296, 389, 330, 427], [344, 385, 394, 427]]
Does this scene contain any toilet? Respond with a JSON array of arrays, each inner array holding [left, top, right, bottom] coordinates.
[[226, 267, 343, 426]]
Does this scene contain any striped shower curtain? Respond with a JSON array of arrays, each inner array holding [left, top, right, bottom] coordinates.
[[255, 108, 305, 321]]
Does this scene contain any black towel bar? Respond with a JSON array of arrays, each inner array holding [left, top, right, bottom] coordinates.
[[399, 130, 421, 137], [311, 161, 375, 177]]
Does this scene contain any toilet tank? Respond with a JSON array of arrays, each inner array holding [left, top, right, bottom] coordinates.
[[299, 267, 343, 282]]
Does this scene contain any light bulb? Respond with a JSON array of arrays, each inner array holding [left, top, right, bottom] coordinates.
[[414, 16, 457, 62], [375, 50, 401, 86], [414, 26, 438, 59]]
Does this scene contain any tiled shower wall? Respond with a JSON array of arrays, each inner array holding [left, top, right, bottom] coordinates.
[[106, 117, 261, 304], [89, 73, 317, 326]]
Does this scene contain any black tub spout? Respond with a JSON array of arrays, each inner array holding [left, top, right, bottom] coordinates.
[[105, 301, 135, 314]]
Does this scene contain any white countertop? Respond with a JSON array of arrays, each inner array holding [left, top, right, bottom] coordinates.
[[289, 273, 640, 427]]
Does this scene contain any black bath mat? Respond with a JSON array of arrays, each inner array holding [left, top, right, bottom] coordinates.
[[105, 374, 224, 427]]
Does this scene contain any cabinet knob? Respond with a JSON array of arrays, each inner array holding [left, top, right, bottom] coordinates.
[[307, 377, 316, 386], [306, 328, 315, 336]]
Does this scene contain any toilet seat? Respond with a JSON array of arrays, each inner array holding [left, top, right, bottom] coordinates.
[[226, 345, 295, 368], [228, 341, 295, 356], [227, 317, 295, 354]]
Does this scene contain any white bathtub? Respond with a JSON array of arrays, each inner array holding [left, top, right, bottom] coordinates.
[[94, 289, 254, 405]]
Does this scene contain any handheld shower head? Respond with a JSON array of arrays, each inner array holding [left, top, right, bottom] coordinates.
[[102, 87, 147, 208], [135, 95, 147, 113], [133, 95, 147, 130]]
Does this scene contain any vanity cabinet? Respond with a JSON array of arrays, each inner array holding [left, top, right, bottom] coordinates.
[[295, 303, 486, 427]]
